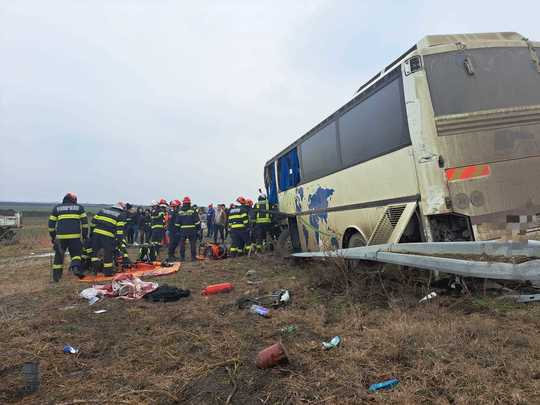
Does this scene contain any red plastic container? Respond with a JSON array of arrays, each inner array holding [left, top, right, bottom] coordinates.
[[255, 342, 289, 369], [201, 282, 234, 296]]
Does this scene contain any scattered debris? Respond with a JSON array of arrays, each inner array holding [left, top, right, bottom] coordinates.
[[280, 325, 297, 335], [63, 345, 79, 354], [255, 342, 289, 369], [368, 378, 400, 393], [322, 336, 342, 351], [202, 282, 234, 296], [502, 293, 540, 303], [271, 289, 291, 308], [419, 292, 437, 303], [94, 309, 107, 314], [59, 305, 77, 311], [92, 274, 159, 300], [22, 361, 39, 394], [249, 304, 271, 318], [144, 285, 191, 302], [80, 287, 103, 305], [245, 270, 263, 285]]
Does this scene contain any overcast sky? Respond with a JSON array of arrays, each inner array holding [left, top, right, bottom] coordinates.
[[1, 0, 539, 205]]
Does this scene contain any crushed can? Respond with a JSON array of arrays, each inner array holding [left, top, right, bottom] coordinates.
[[255, 342, 289, 369]]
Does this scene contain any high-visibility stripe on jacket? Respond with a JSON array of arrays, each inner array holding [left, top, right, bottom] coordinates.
[[151, 208, 165, 229], [228, 205, 250, 230], [91, 207, 126, 242], [175, 205, 201, 229], [254, 200, 271, 224], [48, 203, 88, 240]]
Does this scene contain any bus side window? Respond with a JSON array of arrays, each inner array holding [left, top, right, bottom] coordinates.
[[277, 148, 300, 191], [265, 162, 279, 205]]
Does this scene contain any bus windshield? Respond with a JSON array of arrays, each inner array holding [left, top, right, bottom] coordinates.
[[425, 46, 540, 117]]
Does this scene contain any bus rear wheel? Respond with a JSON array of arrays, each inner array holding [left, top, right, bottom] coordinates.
[[275, 228, 293, 257], [345, 232, 383, 272]]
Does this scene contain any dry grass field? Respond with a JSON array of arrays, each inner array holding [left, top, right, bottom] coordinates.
[[2, 217, 540, 404]]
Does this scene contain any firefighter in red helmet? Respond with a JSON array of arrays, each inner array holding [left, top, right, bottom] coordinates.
[[166, 199, 182, 261], [174, 197, 200, 261], [227, 196, 251, 256], [48, 192, 88, 281]]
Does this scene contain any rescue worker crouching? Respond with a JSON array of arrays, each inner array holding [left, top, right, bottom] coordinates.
[[48, 192, 88, 282], [228, 197, 251, 256], [90, 202, 128, 276], [150, 199, 167, 261], [253, 193, 272, 252], [175, 197, 200, 261]]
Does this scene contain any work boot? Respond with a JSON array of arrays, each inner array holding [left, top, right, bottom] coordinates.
[[52, 268, 63, 282], [70, 264, 85, 279]]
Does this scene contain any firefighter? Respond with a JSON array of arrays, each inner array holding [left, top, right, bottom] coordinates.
[[176, 197, 200, 261], [48, 192, 88, 282], [228, 197, 251, 256], [149, 199, 167, 261], [166, 199, 182, 261], [90, 202, 127, 276], [253, 194, 272, 252]]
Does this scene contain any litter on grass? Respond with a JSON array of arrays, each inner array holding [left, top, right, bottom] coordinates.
[[368, 378, 400, 393], [94, 309, 107, 314], [255, 342, 289, 369], [322, 336, 342, 350], [63, 345, 79, 354], [419, 292, 437, 303]]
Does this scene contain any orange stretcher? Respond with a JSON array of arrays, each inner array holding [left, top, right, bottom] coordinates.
[[78, 261, 181, 283]]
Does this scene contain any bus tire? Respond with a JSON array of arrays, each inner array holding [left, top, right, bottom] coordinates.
[[275, 228, 293, 258], [345, 232, 383, 272]]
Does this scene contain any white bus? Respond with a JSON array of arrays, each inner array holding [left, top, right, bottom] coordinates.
[[264, 32, 540, 253]]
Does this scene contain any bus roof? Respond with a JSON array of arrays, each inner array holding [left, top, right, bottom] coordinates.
[[265, 32, 524, 166]]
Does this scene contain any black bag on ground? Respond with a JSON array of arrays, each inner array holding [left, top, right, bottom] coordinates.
[[144, 284, 191, 302]]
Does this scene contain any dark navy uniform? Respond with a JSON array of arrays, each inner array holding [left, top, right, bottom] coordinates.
[[90, 206, 126, 275], [228, 205, 250, 255], [253, 199, 272, 251], [175, 204, 200, 261], [48, 199, 88, 280], [150, 206, 166, 260]]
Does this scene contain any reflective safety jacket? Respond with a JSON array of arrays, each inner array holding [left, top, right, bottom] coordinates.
[[174, 204, 201, 230], [48, 203, 88, 240], [228, 205, 250, 230], [151, 207, 165, 230], [91, 207, 127, 242], [254, 200, 271, 224]]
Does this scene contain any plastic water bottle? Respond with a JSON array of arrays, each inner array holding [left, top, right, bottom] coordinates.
[[368, 378, 399, 393], [250, 304, 271, 318]]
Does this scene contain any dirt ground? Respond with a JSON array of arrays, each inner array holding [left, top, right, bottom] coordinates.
[[2, 219, 540, 404]]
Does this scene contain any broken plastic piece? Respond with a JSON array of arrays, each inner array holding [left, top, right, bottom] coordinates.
[[419, 292, 437, 303], [280, 325, 297, 335], [368, 378, 399, 393], [322, 336, 342, 350], [63, 345, 79, 354], [94, 309, 107, 314]]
